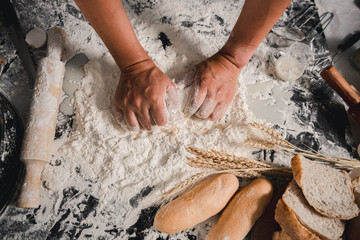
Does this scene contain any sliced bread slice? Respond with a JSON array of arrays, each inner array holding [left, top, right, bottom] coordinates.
[[292, 154, 359, 220], [275, 199, 320, 240], [282, 181, 345, 240]]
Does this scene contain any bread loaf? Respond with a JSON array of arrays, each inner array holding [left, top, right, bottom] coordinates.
[[154, 173, 239, 234], [206, 178, 273, 240], [292, 154, 359, 220], [275, 199, 320, 240], [281, 181, 344, 240]]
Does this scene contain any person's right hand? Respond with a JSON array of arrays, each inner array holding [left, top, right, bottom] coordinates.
[[114, 59, 179, 132]]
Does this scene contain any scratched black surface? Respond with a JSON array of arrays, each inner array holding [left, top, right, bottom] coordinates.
[[0, 0, 358, 239]]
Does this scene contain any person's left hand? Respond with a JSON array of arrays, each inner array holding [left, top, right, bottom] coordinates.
[[184, 52, 243, 121]]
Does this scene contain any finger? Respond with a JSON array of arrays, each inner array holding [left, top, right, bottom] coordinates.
[[150, 103, 167, 126], [124, 110, 140, 132], [165, 84, 180, 113], [209, 102, 229, 121], [114, 106, 124, 125], [184, 82, 207, 117], [136, 107, 152, 130], [196, 96, 217, 119]]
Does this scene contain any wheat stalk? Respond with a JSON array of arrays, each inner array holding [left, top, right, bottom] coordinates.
[[162, 122, 359, 204], [248, 122, 360, 168], [161, 167, 292, 204], [245, 138, 276, 150], [161, 171, 213, 204], [186, 146, 292, 178], [188, 158, 292, 177], [186, 146, 271, 169], [161, 142, 294, 203], [250, 122, 293, 148]]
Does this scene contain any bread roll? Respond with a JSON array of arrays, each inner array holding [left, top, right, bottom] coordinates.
[[206, 178, 274, 240], [154, 173, 239, 234]]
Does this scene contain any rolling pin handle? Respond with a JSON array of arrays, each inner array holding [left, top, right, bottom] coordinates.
[[17, 160, 47, 208], [320, 65, 360, 108]]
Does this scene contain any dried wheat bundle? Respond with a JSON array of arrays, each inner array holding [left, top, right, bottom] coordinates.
[[161, 166, 292, 204], [186, 146, 271, 168], [161, 171, 213, 204], [247, 122, 360, 169], [185, 146, 292, 177], [161, 145, 292, 203]]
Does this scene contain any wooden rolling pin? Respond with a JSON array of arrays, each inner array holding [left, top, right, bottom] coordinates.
[[17, 27, 66, 208], [320, 65, 360, 125]]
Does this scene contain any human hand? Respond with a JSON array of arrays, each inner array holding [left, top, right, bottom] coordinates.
[[114, 59, 179, 131], [184, 52, 243, 121]]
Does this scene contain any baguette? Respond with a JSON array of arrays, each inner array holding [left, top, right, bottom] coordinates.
[[206, 178, 273, 240], [154, 173, 239, 234]]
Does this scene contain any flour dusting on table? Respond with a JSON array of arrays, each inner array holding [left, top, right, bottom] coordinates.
[[40, 0, 266, 238], [2, 0, 353, 239]]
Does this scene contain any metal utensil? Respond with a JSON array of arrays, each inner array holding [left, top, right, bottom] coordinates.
[[273, 6, 334, 44], [272, 6, 317, 41]]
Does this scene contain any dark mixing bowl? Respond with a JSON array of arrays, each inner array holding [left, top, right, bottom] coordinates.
[[0, 92, 23, 215]]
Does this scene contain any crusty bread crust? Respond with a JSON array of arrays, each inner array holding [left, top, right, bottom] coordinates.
[[271, 231, 292, 240], [154, 173, 239, 234], [291, 154, 303, 186], [272, 231, 281, 240], [206, 178, 273, 240], [282, 181, 345, 240], [275, 199, 320, 240], [292, 154, 359, 220]]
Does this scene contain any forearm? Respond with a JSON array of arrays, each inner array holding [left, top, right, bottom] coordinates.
[[221, 0, 292, 67], [74, 0, 149, 71]]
